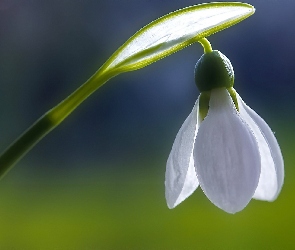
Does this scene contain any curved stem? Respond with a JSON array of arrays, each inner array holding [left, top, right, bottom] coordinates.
[[0, 67, 118, 179], [198, 38, 213, 54]]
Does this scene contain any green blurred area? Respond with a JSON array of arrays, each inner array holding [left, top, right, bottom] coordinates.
[[0, 121, 294, 250]]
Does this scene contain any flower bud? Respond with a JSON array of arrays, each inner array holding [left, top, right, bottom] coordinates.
[[195, 50, 234, 92]]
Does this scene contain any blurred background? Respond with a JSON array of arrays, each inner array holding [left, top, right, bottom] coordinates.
[[0, 0, 294, 249]]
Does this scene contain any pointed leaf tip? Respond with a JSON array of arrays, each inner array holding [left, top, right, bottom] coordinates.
[[101, 2, 255, 74]]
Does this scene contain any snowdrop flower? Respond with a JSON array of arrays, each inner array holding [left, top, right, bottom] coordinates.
[[165, 48, 284, 214]]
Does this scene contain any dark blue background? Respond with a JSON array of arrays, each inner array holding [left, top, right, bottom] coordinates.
[[0, 0, 294, 175]]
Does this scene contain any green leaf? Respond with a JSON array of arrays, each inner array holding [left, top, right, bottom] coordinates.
[[101, 2, 254, 74]]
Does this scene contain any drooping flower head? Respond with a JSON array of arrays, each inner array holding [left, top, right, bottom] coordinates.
[[165, 42, 284, 213]]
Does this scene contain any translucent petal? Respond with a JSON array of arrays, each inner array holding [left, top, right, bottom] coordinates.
[[165, 98, 200, 209], [102, 3, 255, 73], [236, 92, 284, 201], [194, 88, 260, 213]]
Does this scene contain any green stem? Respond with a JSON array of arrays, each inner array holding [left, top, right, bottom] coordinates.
[[0, 36, 214, 178], [198, 38, 213, 54], [0, 66, 118, 178]]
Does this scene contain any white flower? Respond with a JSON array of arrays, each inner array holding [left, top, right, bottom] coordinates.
[[165, 87, 284, 213]]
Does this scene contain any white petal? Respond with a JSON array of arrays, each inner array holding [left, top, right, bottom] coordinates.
[[194, 88, 260, 213], [165, 98, 200, 209], [236, 92, 284, 201]]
